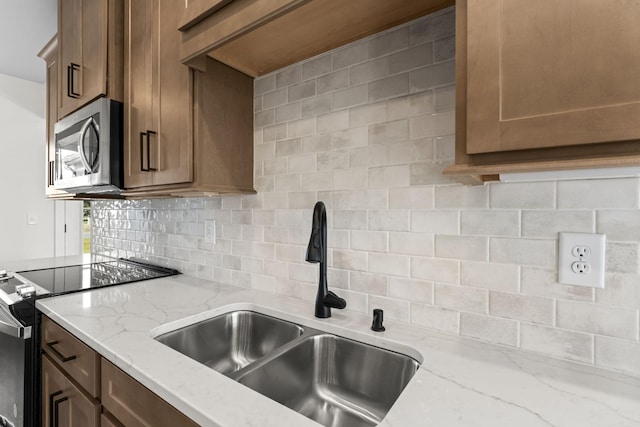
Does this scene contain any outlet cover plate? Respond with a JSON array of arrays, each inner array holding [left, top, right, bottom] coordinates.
[[558, 232, 606, 288]]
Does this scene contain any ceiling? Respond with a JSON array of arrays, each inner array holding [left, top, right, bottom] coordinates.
[[0, 0, 57, 84]]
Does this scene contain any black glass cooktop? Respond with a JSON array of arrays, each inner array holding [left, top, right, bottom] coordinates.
[[17, 258, 180, 295]]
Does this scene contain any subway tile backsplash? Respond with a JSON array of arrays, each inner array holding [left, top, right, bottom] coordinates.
[[92, 7, 640, 377]]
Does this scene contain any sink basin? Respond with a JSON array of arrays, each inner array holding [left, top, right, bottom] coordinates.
[[155, 310, 420, 426], [154, 311, 303, 375], [236, 334, 420, 427]]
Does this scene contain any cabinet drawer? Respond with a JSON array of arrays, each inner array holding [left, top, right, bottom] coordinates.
[[42, 354, 101, 427], [101, 358, 199, 427], [41, 316, 101, 398]]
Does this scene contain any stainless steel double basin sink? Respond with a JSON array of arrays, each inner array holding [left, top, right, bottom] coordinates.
[[154, 311, 420, 427]]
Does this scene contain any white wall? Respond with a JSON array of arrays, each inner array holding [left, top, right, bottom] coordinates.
[[92, 8, 640, 378], [0, 73, 55, 262]]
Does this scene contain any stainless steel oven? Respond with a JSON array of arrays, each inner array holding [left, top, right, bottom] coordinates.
[[54, 98, 123, 194], [0, 259, 179, 427]]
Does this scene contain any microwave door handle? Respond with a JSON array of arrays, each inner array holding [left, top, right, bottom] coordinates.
[[78, 118, 97, 173]]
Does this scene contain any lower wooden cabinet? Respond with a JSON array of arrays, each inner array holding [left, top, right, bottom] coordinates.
[[42, 354, 101, 427], [101, 359, 199, 427], [42, 316, 199, 427]]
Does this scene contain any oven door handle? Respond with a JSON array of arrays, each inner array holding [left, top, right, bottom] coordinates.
[[0, 306, 31, 339]]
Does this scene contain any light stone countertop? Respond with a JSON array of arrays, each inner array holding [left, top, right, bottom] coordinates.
[[36, 274, 640, 427]]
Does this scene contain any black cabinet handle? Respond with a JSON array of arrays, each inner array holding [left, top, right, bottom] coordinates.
[[146, 130, 157, 171], [140, 130, 157, 172], [49, 390, 63, 427], [45, 340, 77, 363], [48, 160, 55, 186], [53, 394, 68, 427], [67, 63, 81, 98]]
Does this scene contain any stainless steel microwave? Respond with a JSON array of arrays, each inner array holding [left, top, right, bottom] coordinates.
[[53, 98, 123, 193]]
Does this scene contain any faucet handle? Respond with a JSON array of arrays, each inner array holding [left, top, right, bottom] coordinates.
[[371, 308, 386, 332], [323, 291, 346, 309]]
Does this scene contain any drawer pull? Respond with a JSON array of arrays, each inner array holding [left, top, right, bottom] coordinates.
[[53, 394, 69, 427], [49, 390, 63, 427], [46, 340, 77, 363]]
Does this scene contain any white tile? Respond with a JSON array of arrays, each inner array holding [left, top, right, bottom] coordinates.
[[520, 267, 594, 301], [351, 230, 388, 252], [556, 300, 638, 340], [350, 271, 388, 296], [334, 169, 368, 190], [332, 249, 368, 272], [389, 277, 433, 304], [522, 211, 594, 238], [490, 292, 554, 325], [302, 171, 333, 191], [350, 189, 388, 209], [411, 210, 458, 234], [409, 111, 455, 139], [460, 261, 519, 292], [287, 117, 316, 138], [595, 336, 640, 377], [490, 237, 556, 268], [275, 65, 302, 88], [597, 210, 640, 242], [435, 184, 489, 209], [288, 153, 317, 173], [389, 187, 434, 209], [386, 91, 434, 121], [520, 323, 593, 364], [597, 273, 640, 309], [369, 165, 411, 188], [317, 110, 350, 133], [606, 242, 640, 274], [412, 257, 459, 284], [558, 178, 639, 209], [460, 313, 518, 347], [435, 235, 488, 261], [434, 283, 488, 313], [369, 253, 410, 277], [349, 102, 387, 127], [490, 182, 556, 209], [368, 120, 409, 145], [411, 303, 459, 334], [331, 127, 368, 150], [389, 232, 434, 257], [460, 210, 520, 237], [369, 209, 410, 232], [333, 210, 367, 230]]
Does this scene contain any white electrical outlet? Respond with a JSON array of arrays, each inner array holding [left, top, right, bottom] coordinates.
[[558, 232, 606, 288], [204, 220, 216, 244]]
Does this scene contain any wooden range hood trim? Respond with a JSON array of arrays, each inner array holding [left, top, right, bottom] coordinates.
[[180, 0, 455, 77]]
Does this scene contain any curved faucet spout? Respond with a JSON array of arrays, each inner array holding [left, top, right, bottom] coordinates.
[[305, 201, 346, 318]]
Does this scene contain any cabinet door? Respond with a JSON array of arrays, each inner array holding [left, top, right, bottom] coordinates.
[[58, 0, 108, 119], [42, 355, 100, 427], [124, 0, 192, 189], [124, 0, 154, 188], [465, 0, 640, 154], [155, 0, 192, 187], [101, 358, 199, 427]]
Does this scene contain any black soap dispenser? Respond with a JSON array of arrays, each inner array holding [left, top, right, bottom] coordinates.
[[371, 308, 385, 332]]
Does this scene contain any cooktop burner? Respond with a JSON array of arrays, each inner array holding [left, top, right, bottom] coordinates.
[[16, 258, 179, 295]]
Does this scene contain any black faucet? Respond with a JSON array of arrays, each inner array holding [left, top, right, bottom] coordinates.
[[305, 201, 346, 318]]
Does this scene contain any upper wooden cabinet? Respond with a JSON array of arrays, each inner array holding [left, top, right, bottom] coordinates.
[[57, 0, 124, 119], [446, 0, 640, 183], [123, 0, 254, 196], [124, 0, 192, 189], [178, 0, 454, 76]]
